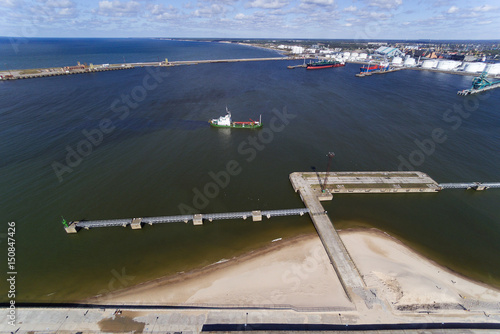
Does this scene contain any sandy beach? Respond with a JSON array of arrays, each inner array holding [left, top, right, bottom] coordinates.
[[341, 229, 500, 311], [93, 228, 500, 314], [93, 234, 352, 308]]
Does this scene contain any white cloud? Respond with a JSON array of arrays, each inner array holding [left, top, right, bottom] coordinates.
[[446, 6, 459, 14], [95, 0, 141, 17], [148, 4, 180, 20], [367, 0, 402, 10], [0, 0, 22, 7], [44, 0, 74, 8], [39, 0, 76, 16], [193, 3, 226, 17], [302, 0, 334, 6], [234, 13, 246, 19], [472, 5, 497, 12], [247, 0, 289, 9], [343, 5, 357, 12]]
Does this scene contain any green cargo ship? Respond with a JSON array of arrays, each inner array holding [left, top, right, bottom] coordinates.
[[209, 107, 262, 129]]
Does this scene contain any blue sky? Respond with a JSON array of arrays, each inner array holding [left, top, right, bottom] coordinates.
[[0, 0, 499, 39]]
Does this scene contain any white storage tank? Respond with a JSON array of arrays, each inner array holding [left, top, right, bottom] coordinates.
[[358, 53, 367, 60], [392, 56, 403, 65], [403, 57, 416, 67], [436, 60, 460, 70], [422, 59, 438, 68], [485, 63, 500, 75], [343, 52, 350, 58], [464, 62, 487, 73]]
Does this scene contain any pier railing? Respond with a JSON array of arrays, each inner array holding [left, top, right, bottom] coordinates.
[[438, 182, 500, 190], [65, 208, 309, 233]]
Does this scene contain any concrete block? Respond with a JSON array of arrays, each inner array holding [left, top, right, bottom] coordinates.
[[131, 218, 142, 229], [64, 222, 79, 234], [318, 193, 333, 201], [193, 214, 203, 226]]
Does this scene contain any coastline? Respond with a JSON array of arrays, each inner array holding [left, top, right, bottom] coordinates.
[[89, 227, 500, 312], [87, 233, 352, 309]]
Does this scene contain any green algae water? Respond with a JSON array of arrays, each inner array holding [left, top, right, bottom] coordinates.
[[1, 39, 500, 302]]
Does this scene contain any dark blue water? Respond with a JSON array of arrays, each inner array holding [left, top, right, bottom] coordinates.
[[0, 37, 281, 70], [1, 39, 499, 302]]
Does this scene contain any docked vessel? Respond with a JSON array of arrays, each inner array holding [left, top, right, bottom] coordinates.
[[360, 62, 390, 73], [209, 107, 262, 129], [306, 59, 345, 70]]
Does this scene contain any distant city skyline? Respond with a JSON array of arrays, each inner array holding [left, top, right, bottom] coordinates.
[[0, 0, 499, 40]]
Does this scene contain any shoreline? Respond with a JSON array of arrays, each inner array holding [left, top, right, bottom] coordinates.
[[86, 233, 319, 303], [88, 227, 500, 312], [339, 227, 500, 292]]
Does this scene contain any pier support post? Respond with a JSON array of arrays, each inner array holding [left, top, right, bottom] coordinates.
[[131, 218, 142, 229], [193, 214, 203, 226], [65, 221, 79, 234], [252, 210, 262, 222]]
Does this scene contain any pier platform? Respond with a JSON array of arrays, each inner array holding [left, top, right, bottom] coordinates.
[[297, 171, 440, 194]]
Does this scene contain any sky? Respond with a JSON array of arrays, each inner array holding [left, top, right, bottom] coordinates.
[[0, 0, 499, 39]]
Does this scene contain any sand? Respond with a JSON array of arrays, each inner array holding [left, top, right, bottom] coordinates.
[[340, 229, 500, 311], [96, 234, 352, 309], [94, 229, 500, 313]]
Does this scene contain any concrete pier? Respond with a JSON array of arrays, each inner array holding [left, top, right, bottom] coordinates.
[[299, 171, 440, 194], [289, 173, 366, 302], [1, 57, 288, 81]]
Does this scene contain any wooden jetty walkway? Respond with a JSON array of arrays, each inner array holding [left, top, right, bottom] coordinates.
[[65, 208, 308, 233]]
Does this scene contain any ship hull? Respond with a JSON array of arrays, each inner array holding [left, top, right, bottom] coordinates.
[[209, 121, 262, 129], [360, 65, 389, 73], [306, 63, 345, 70]]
